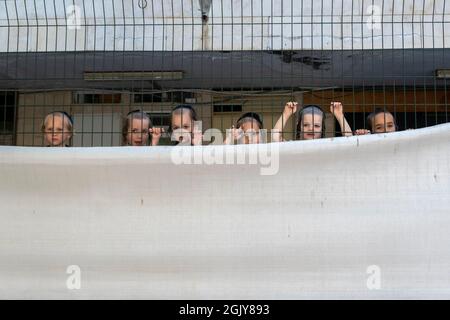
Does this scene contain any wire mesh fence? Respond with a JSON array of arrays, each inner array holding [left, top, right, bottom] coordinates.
[[0, 0, 449, 147]]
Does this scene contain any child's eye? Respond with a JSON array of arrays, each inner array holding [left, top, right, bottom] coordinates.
[[131, 129, 148, 134], [47, 128, 63, 133]]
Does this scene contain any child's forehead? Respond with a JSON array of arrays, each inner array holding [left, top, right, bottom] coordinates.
[[240, 119, 261, 128], [44, 113, 70, 125], [172, 112, 192, 122], [130, 117, 150, 125], [302, 113, 323, 122], [374, 112, 394, 121]]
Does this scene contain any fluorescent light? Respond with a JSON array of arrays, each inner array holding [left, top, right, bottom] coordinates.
[[84, 71, 183, 81], [436, 69, 450, 79]]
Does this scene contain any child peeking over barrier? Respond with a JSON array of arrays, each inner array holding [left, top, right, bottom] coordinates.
[[170, 105, 203, 146], [272, 101, 353, 141], [123, 110, 164, 146], [42, 111, 74, 147], [355, 108, 398, 135], [224, 112, 265, 145]]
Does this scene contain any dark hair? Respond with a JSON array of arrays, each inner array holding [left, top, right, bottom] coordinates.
[[366, 108, 398, 132], [171, 105, 198, 121], [236, 112, 264, 129], [169, 105, 199, 145], [169, 105, 199, 134], [296, 105, 326, 140], [122, 110, 152, 144]]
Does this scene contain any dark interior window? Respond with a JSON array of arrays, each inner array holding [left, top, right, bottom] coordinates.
[[0, 92, 16, 135], [335, 112, 449, 136]]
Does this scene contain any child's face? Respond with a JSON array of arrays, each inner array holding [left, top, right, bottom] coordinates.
[[171, 112, 194, 143], [239, 120, 261, 144], [301, 113, 323, 140], [127, 118, 150, 146], [372, 112, 396, 133], [44, 115, 72, 147]]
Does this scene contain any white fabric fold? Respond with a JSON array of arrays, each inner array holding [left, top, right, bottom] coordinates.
[[0, 124, 449, 299]]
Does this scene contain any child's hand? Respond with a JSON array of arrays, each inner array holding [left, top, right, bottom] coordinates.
[[192, 128, 203, 146], [231, 126, 244, 142], [224, 126, 244, 144], [284, 101, 299, 115], [330, 102, 344, 116], [150, 127, 165, 146], [355, 129, 371, 135], [150, 127, 165, 138]]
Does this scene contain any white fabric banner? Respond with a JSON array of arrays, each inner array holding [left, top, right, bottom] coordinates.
[[0, 124, 449, 299]]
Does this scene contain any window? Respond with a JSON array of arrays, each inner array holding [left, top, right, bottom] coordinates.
[[0, 92, 16, 145], [73, 92, 122, 104], [213, 105, 243, 113], [134, 91, 194, 104]]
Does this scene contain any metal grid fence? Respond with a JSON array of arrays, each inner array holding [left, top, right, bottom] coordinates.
[[0, 0, 449, 147]]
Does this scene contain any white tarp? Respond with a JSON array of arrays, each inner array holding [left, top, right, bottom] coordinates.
[[0, 124, 449, 299]]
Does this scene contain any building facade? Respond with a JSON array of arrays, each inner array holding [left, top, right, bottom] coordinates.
[[0, 0, 449, 146]]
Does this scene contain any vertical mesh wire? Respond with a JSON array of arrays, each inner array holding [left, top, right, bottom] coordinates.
[[0, 0, 449, 146]]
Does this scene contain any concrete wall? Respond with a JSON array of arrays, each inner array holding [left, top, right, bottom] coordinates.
[[1, 0, 449, 52]]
